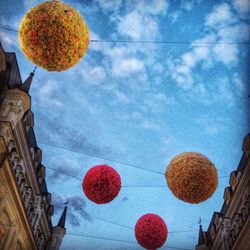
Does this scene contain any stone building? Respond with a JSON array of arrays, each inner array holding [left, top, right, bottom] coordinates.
[[196, 133, 250, 250], [0, 43, 67, 249]]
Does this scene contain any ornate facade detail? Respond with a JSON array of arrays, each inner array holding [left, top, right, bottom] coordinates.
[[0, 89, 30, 128], [0, 43, 66, 249], [196, 133, 250, 250], [23, 110, 34, 131], [0, 43, 6, 72]]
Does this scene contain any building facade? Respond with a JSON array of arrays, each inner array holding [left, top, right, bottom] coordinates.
[[196, 133, 250, 250], [0, 44, 67, 249]]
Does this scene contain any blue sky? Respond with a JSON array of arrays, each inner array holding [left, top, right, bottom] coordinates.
[[1, 0, 250, 249]]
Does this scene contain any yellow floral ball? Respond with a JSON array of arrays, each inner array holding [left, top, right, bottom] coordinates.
[[18, 0, 89, 71], [165, 152, 218, 204]]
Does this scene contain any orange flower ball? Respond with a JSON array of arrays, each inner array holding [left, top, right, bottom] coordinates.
[[165, 152, 218, 204], [18, 0, 89, 71]]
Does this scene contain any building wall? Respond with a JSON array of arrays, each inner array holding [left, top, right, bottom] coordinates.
[[196, 134, 250, 250], [0, 44, 66, 250], [0, 88, 54, 249], [0, 137, 37, 250]]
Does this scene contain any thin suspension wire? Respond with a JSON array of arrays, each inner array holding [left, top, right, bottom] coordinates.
[[90, 39, 250, 45], [46, 166, 82, 181], [45, 165, 229, 184], [39, 141, 164, 175], [0, 220, 199, 235], [66, 232, 135, 244], [0, 23, 234, 250], [1, 26, 250, 45], [0, 222, 193, 250], [54, 205, 199, 234], [121, 185, 226, 188], [65, 233, 193, 250], [54, 204, 134, 230]]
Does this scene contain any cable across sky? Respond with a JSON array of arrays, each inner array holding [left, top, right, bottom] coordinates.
[[1, 25, 250, 46], [39, 141, 165, 175], [45, 165, 229, 185]]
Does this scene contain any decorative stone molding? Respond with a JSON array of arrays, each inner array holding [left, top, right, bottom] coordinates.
[[221, 218, 231, 250], [229, 171, 241, 191], [32, 148, 42, 168], [0, 89, 30, 128], [242, 134, 250, 156], [23, 111, 34, 132], [0, 45, 6, 72], [0, 123, 13, 147], [224, 187, 232, 206], [23, 187, 32, 208], [0, 116, 53, 249]]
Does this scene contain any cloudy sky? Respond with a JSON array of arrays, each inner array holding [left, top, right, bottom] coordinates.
[[0, 0, 250, 249]]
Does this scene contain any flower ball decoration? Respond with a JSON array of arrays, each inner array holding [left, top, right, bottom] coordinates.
[[82, 165, 121, 204], [135, 213, 168, 250], [18, 0, 89, 71], [165, 152, 218, 204]]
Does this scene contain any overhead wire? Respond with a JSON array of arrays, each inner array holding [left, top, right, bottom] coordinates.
[[0, 222, 193, 249], [54, 204, 199, 234], [54, 204, 134, 230], [0, 18, 240, 250], [45, 165, 229, 185], [0, 23, 244, 178], [39, 141, 164, 175], [65, 232, 193, 250], [1, 26, 250, 46], [40, 141, 231, 178]]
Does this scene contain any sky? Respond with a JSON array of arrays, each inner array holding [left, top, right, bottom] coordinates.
[[0, 0, 250, 249]]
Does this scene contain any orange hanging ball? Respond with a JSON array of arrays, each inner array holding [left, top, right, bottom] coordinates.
[[165, 152, 218, 204], [18, 0, 89, 71]]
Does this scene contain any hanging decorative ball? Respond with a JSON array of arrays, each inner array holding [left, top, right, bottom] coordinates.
[[18, 0, 89, 71], [82, 165, 121, 204], [165, 152, 218, 204], [135, 213, 168, 250]]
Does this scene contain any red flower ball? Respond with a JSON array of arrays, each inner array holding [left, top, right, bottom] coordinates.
[[82, 165, 121, 204], [135, 214, 168, 250]]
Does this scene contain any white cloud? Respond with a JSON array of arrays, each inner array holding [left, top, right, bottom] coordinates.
[[181, 0, 201, 11], [94, 0, 122, 13], [112, 57, 145, 77], [106, 46, 128, 58], [39, 80, 63, 108], [72, 61, 107, 86], [233, 0, 250, 13], [233, 74, 245, 93], [217, 78, 235, 104], [217, 23, 250, 42], [113, 89, 130, 103], [143, 92, 175, 113], [89, 66, 107, 83], [131, 111, 143, 120], [0, 30, 17, 47], [169, 2, 249, 101], [141, 119, 159, 130], [135, 0, 169, 15], [117, 11, 158, 40], [197, 116, 227, 136], [23, 0, 40, 10], [117, 11, 144, 40], [212, 43, 238, 64], [168, 11, 181, 24], [205, 3, 235, 27], [167, 0, 201, 24]]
